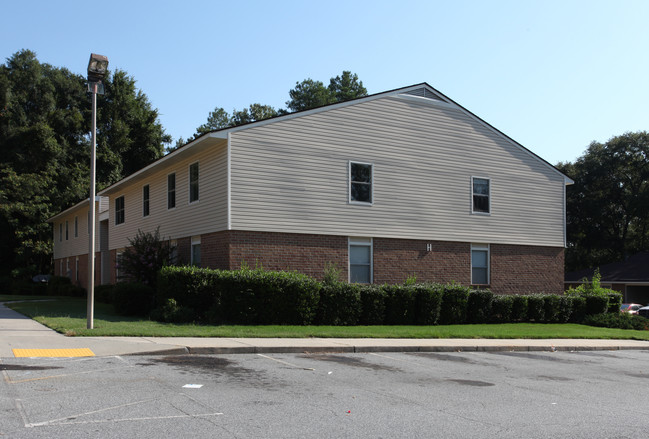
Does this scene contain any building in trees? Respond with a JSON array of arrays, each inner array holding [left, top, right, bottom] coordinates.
[[50, 83, 572, 294]]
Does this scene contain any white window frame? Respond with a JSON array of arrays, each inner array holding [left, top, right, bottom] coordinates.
[[348, 237, 373, 284], [349, 161, 374, 205], [191, 236, 201, 267], [471, 176, 491, 215], [143, 184, 150, 217], [75, 257, 79, 281], [189, 162, 199, 204], [115, 195, 125, 225], [471, 243, 490, 285], [167, 172, 176, 209]]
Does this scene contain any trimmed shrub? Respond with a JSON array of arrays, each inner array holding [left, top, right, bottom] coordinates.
[[491, 295, 514, 323], [95, 284, 115, 304], [157, 266, 220, 321], [414, 283, 443, 325], [113, 282, 155, 316], [47, 276, 71, 295], [467, 289, 493, 324], [511, 295, 528, 322], [583, 313, 649, 330], [359, 285, 387, 325], [316, 283, 361, 326], [556, 296, 574, 323], [151, 298, 195, 323], [527, 295, 545, 322], [383, 284, 417, 325], [438, 284, 470, 325], [584, 294, 609, 316], [606, 291, 623, 314], [542, 295, 562, 323], [569, 296, 587, 323]]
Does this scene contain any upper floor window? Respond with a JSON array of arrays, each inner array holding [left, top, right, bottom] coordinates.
[[349, 162, 373, 204], [115, 196, 125, 225], [471, 243, 490, 285], [472, 177, 490, 214], [168, 173, 176, 209], [189, 162, 199, 203], [74, 216, 78, 238], [65, 220, 69, 240], [143, 184, 150, 217]]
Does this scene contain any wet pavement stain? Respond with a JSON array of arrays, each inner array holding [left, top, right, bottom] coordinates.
[[625, 372, 649, 379], [446, 379, 495, 387], [303, 354, 401, 372], [0, 364, 63, 371], [489, 352, 575, 363], [537, 375, 573, 382], [407, 352, 485, 365], [144, 355, 284, 390]]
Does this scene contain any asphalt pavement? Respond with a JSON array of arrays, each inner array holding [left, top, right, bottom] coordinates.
[[3, 301, 649, 358]]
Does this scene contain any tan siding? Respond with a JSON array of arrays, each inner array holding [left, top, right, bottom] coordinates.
[[52, 205, 96, 259], [230, 96, 565, 247], [108, 143, 228, 250]]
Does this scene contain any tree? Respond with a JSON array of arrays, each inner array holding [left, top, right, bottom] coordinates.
[[184, 71, 367, 143], [557, 131, 649, 272], [196, 107, 230, 136], [230, 103, 278, 126], [0, 50, 169, 278], [286, 78, 333, 112], [328, 71, 367, 103]]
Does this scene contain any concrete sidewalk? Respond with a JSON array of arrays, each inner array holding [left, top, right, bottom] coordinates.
[[3, 302, 649, 358]]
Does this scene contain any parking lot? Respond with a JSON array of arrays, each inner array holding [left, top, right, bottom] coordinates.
[[2, 350, 649, 438]]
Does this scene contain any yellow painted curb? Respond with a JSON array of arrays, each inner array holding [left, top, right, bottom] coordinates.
[[12, 348, 95, 358]]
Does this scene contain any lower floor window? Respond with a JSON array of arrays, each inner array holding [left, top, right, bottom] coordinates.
[[349, 237, 372, 283], [191, 236, 201, 267], [471, 243, 490, 285], [116, 251, 124, 281]]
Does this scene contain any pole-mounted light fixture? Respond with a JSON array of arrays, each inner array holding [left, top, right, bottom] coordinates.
[[86, 53, 108, 330], [87, 53, 109, 82]]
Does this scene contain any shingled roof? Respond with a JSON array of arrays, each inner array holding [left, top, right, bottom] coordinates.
[[565, 251, 649, 283]]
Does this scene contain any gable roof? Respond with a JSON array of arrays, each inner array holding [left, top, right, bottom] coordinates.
[[565, 251, 649, 283]]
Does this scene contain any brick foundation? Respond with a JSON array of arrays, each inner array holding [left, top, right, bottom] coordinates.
[[57, 231, 565, 295]]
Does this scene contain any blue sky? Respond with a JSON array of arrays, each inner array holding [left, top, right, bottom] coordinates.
[[2, 0, 647, 165]]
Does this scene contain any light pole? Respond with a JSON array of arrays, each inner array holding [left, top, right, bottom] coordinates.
[[87, 53, 108, 329]]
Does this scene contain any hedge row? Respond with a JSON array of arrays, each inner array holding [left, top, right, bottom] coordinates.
[[141, 266, 625, 326]]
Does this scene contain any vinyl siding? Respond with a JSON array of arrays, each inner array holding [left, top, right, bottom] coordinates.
[[230, 95, 566, 247], [52, 207, 92, 259], [108, 142, 228, 250]]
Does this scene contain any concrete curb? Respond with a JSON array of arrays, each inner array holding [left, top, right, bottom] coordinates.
[[119, 343, 649, 356]]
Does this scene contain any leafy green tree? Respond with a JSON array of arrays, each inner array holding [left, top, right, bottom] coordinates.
[[0, 49, 169, 278], [328, 71, 367, 103], [557, 131, 649, 271], [230, 103, 278, 126], [196, 107, 230, 135], [118, 227, 171, 287], [286, 78, 333, 112]]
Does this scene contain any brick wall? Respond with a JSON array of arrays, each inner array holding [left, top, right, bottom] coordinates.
[[373, 238, 471, 285], [224, 231, 348, 280], [58, 231, 564, 295], [490, 244, 564, 295]]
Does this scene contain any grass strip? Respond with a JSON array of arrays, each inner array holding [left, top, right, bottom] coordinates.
[[4, 297, 649, 340]]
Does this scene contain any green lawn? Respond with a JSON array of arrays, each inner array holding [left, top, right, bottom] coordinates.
[[3, 296, 649, 340]]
